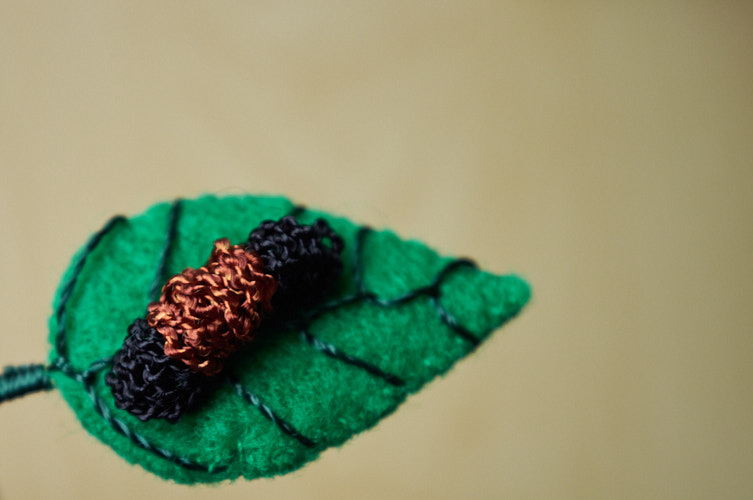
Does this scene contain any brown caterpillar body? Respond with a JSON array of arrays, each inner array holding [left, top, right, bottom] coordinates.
[[146, 238, 277, 375]]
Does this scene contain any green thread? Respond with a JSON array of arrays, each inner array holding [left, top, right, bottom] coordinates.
[[0, 364, 53, 403]]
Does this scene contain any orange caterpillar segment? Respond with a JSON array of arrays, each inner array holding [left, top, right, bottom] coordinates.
[[146, 238, 277, 375]]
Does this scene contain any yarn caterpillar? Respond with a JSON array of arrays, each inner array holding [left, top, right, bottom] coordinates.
[[106, 216, 344, 422]]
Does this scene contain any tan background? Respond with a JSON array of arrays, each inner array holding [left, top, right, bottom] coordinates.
[[0, 2, 751, 499]]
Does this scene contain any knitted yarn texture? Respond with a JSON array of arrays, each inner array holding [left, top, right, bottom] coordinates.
[[46, 194, 531, 484]]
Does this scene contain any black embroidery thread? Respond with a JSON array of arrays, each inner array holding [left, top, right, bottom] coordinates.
[[83, 379, 223, 473], [301, 227, 480, 347], [148, 199, 182, 303], [230, 379, 316, 448], [55, 215, 126, 360], [299, 329, 405, 387]]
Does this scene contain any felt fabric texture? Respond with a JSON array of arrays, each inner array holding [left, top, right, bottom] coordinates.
[[47, 194, 531, 484]]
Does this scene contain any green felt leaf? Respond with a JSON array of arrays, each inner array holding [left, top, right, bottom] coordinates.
[[47, 194, 531, 484]]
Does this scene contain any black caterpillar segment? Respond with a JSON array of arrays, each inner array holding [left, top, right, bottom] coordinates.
[[106, 320, 214, 423], [247, 216, 344, 313]]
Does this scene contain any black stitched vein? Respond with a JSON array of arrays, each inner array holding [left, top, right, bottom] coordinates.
[[352, 226, 370, 294], [302, 226, 480, 346], [299, 329, 405, 386], [230, 379, 315, 448], [148, 199, 182, 303], [55, 215, 125, 359], [430, 297, 480, 347], [83, 379, 222, 472], [291, 225, 480, 410]]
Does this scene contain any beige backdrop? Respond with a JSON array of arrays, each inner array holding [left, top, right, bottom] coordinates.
[[1, 2, 751, 499]]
